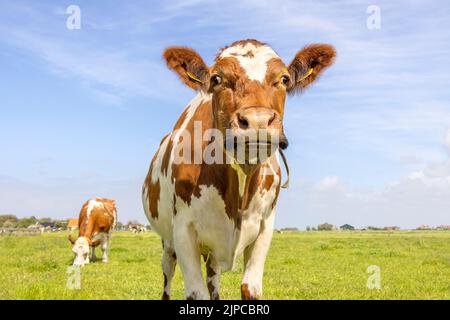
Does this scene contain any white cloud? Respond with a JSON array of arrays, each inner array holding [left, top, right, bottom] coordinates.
[[0, 28, 176, 103], [445, 130, 450, 151], [315, 176, 341, 191]]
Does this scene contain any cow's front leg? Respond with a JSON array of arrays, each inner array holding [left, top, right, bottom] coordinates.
[[101, 234, 111, 263], [205, 254, 221, 300], [173, 221, 208, 300], [241, 211, 275, 300]]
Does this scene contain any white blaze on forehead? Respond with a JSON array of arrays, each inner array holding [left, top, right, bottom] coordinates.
[[74, 236, 89, 248], [219, 43, 279, 83]]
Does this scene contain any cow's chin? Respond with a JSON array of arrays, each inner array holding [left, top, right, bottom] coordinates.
[[224, 141, 279, 175]]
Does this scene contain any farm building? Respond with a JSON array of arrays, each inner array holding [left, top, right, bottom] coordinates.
[[27, 222, 43, 230], [384, 226, 400, 231], [67, 219, 78, 231], [27, 222, 55, 233]]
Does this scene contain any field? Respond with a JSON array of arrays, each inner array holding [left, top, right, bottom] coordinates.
[[0, 231, 449, 300]]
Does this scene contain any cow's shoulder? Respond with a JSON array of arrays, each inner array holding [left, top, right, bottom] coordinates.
[[170, 97, 214, 202]]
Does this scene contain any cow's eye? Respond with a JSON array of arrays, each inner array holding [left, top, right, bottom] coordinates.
[[210, 74, 222, 87], [280, 75, 290, 86]]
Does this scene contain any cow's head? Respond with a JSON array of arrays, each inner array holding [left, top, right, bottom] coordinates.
[[163, 40, 335, 168], [69, 236, 90, 266]]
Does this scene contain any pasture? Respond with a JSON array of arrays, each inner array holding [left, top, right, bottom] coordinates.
[[0, 230, 449, 299]]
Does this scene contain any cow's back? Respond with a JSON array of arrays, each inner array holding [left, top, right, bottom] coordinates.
[[78, 198, 117, 238]]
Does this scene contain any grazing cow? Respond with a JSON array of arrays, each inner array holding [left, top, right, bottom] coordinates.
[[142, 39, 335, 300], [69, 198, 117, 266], [129, 224, 147, 234]]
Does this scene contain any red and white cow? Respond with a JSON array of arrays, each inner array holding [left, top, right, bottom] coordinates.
[[69, 198, 117, 266], [142, 39, 335, 299]]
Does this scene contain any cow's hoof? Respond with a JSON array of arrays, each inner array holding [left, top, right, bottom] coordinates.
[[210, 292, 220, 300], [241, 283, 261, 300], [185, 290, 208, 300], [162, 292, 170, 300]]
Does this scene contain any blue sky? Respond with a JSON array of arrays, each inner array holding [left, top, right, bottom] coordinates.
[[1, 1, 449, 228]]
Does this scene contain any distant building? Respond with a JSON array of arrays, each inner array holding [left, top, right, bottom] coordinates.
[[436, 225, 450, 230], [27, 222, 43, 230], [340, 224, 355, 231], [40, 222, 55, 228], [417, 224, 431, 230], [67, 219, 79, 231], [383, 226, 400, 231], [27, 222, 54, 233]]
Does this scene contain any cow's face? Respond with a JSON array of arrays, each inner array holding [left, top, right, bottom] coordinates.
[[163, 40, 335, 165], [72, 237, 90, 266]]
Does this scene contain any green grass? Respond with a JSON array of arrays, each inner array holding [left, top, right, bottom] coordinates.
[[0, 231, 449, 299]]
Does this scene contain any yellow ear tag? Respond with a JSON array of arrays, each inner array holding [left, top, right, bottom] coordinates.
[[298, 68, 314, 82], [186, 71, 203, 84]]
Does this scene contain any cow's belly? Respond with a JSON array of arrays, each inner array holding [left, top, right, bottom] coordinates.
[[91, 231, 109, 246], [174, 184, 276, 271]]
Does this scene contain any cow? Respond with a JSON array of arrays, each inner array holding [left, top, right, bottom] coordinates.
[[142, 39, 335, 300], [68, 198, 117, 266], [129, 224, 147, 234]]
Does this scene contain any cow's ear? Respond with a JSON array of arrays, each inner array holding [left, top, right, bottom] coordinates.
[[163, 46, 209, 90], [287, 44, 336, 94]]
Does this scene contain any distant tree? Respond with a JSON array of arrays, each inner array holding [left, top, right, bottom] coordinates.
[[16, 217, 38, 228], [2, 220, 17, 228], [312, 227, 317, 231], [116, 222, 125, 230], [0, 215, 18, 227], [280, 227, 299, 232], [317, 223, 334, 231], [306, 226, 311, 231], [54, 220, 68, 228], [38, 217, 53, 223], [127, 220, 140, 226], [340, 224, 355, 231]]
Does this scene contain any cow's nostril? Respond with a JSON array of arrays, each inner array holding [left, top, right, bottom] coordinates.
[[237, 114, 249, 129]]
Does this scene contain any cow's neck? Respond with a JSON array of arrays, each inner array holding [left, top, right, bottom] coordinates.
[[79, 217, 95, 240], [229, 160, 262, 211]]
